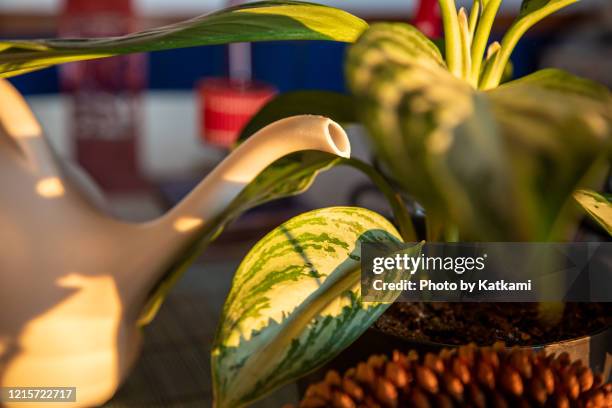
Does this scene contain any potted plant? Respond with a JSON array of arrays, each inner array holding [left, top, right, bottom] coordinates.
[[0, 1, 610, 408], [224, 0, 612, 404], [341, 0, 612, 373]]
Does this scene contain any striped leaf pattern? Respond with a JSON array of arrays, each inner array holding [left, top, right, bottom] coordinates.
[[346, 22, 517, 240], [0, 1, 367, 77], [212, 206, 419, 407], [488, 71, 612, 239], [346, 23, 612, 240]]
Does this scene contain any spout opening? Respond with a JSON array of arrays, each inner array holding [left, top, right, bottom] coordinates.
[[325, 121, 350, 158]]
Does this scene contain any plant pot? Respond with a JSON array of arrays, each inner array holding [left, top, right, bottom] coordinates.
[[298, 324, 612, 395]]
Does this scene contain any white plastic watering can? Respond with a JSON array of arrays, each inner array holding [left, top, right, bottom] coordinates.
[[0, 79, 350, 407]]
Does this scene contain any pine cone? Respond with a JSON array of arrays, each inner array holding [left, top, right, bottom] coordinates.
[[294, 343, 612, 408]]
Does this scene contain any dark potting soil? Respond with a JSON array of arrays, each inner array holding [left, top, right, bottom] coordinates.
[[375, 302, 612, 346]]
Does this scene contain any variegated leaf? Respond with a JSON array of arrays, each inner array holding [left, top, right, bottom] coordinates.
[[574, 190, 612, 237], [501, 68, 611, 102], [489, 71, 612, 239], [0, 1, 367, 77], [212, 206, 420, 407], [346, 23, 612, 240], [346, 22, 517, 240]]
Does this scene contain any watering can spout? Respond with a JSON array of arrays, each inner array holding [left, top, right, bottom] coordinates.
[[128, 115, 350, 304], [163, 115, 350, 227]]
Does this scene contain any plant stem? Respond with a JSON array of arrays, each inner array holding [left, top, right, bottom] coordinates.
[[477, 41, 500, 85], [485, 41, 501, 60], [480, 0, 578, 89], [469, 0, 501, 85], [438, 0, 463, 78], [457, 7, 473, 85], [342, 158, 417, 242], [468, 0, 481, 39]]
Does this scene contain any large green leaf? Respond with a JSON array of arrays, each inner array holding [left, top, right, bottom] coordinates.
[[488, 70, 612, 238], [346, 23, 612, 240], [347, 22, 518, 240], [574, 190, 612, 236], [498, 68, 612, 102], [238, 91, 357, 142], [212, 206, 420, 407], [0, 1, 367, 78]]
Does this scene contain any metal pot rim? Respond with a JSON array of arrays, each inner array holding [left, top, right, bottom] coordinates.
[[371, 324, 612, 349]]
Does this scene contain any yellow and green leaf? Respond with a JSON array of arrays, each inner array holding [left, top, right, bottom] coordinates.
[[346, 23, 612, 240], [347, 22, 517, 240], [212, 206, 420, 407], [480, 0, 579, 88], [0, 1, 367, 78]]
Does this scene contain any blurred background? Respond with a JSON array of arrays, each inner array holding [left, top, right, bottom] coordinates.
[[2, 0, 611, 406]]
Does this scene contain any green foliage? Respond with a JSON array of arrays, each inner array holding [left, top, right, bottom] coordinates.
[[212, 206, 420, 407], [346, 23, 612, 240], [346, 23, 516, 239], [0, 1, 367, 77], [489, 70, 612, 239], [480, 0, 579, 88], [500, 68, 612, 101]]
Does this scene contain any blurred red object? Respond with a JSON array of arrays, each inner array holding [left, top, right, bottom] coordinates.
[[60, 0, 148, 192], [198, 78, 276, 148], [413, 0, 442, 38]]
